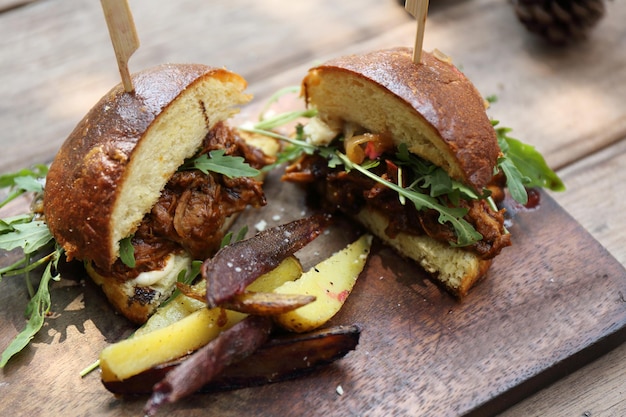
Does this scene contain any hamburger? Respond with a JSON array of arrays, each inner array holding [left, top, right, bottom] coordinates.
[[43, 64, 277, 324], [280, 47, 530, 297]]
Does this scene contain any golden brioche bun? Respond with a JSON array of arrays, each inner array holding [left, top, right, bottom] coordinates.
[[355, 208, 491, 297], [85, 252, 192, 324], [302, 47, 499, 191], [44, 64, 252, 268]]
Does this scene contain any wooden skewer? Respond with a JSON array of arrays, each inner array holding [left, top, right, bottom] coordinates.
[[405, 0, 429, 64], [100, 0, 140, 92]]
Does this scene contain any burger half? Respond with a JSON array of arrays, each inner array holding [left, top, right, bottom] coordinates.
[[43, 64, 277, 323], [279, 47, 561, 297]]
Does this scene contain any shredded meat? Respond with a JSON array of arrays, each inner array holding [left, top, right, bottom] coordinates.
[[283, 152, 511, 260], [100, 122, 272, 281]]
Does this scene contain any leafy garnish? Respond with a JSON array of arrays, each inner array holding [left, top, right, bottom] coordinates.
[[0, 219, 53, 255], [394, 143, 481, 202], [257, 85, 301, 121], [0, 245, 62, 368], [253, 108, 318, 132], [493, 121, 565, 204], [181, 150, 260, 178], [158, 260, 204, 309], [336, 152, 483, 246], [119, 236, 136, 268], [0, 165, 62, 368], [485, 95, 498, 104], [0, 164, 47, 209], [0, 165, 47, 187], [220, 225, 249, 249]]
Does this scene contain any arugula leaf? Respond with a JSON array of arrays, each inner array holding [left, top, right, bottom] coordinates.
[[485, 95, 498, 104], [256, 85, 302, 122], [157, 260, 204, 310], [0, 165, 48, 209], [0, 165, 48, 189], [13, 176, 44, 194], [220, 225, 249, 249], [188, 150, 260, 178], [0, 214, 32, 233], [181, 260, 203, 284], [0, 245, 62, 368], [497, 156, 529, 204], [119, 236, 136, 268], [493, 122, 565, 204], [263, 144, 305, 173], [254, 108, 317, 131], [395, 143, 481, 201], [0, 220, 53, 255], [336, 152, 483, 246]]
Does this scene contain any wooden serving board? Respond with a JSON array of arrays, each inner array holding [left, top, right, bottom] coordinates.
[[1, 167, 625, 417]]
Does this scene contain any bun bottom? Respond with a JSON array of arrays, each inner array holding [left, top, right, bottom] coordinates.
[[354, 207, 492, 297], [86, 252, 192, 324]]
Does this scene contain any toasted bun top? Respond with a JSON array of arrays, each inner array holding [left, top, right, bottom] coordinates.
[[43, 64, 251, 268], [302, 47, 499, 190]]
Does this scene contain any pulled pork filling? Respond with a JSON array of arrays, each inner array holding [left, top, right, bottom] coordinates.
[[283, 151, 511, 260], [100, 122, 274, 281]]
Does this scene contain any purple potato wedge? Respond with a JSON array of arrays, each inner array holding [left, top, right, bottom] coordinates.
[[144, 315, 273, 416], [204, 214, 330, 308]]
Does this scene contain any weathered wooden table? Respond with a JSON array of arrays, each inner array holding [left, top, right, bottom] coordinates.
[[1, 0, 625, 416]]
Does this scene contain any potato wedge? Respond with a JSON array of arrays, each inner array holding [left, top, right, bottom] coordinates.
[[101, 256, 303, 383], [246, 255, 303, 292], [205, 215, 328, 307], [100, 308, 247, 383], [273, 234, 372, 333]]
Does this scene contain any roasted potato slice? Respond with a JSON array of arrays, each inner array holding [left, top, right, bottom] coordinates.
[[273, 234, 372, 333], [100, 307, 247, 383]]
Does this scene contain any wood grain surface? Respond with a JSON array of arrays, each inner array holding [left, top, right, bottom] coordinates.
[[1, 0, 625, 416]]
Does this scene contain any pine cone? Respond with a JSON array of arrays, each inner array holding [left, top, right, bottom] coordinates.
[[512, 0, 606, 44]]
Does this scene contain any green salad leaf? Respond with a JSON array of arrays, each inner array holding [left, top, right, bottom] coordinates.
[[119, 236, 136, 268], [220, 225, 249, 249], [0, 245, 62, 368], [336, 151, 483, 246], [182, 150, 260, 178], [0, 220, 53, 255], [494, 121, 565, 201], [0, 165, 63, 368], [0, 165, 47, 210]]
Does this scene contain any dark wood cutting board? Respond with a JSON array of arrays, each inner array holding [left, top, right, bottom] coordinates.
[[1, 167, 625, 417]]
